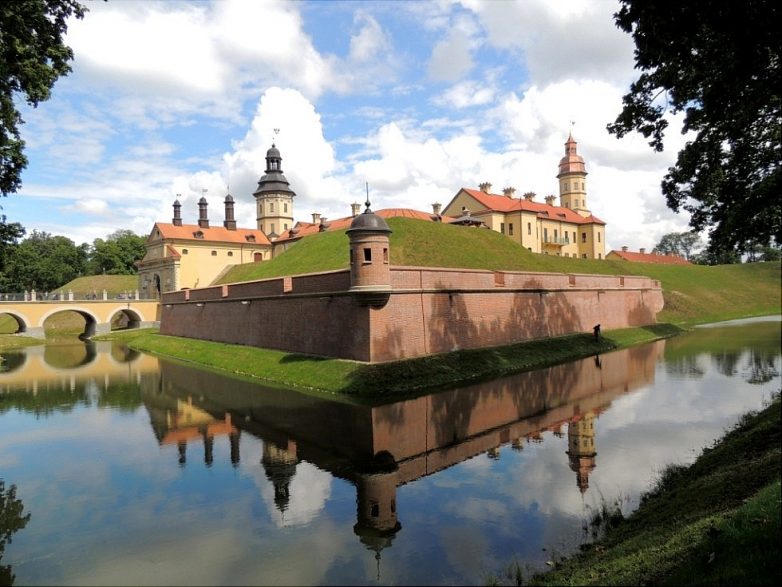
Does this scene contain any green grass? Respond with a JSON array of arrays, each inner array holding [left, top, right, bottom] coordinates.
[[119, 324, 682, 398], [522, 395, 782, 586], [54, 274, 138, 297], [217, 217, 781, 326]]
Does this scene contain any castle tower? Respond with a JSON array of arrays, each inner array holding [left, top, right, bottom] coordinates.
[[353, 452, 402, 581], [261, 440, 299, 516], [346, 196, 392, 305], [566, 411, 597, 494], [557, 133, 590, 217], [253, 141, 295, 239]]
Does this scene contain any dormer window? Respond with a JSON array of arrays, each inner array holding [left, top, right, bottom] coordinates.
[[245, 234, 256, 243], [194, 231, 204, 239]]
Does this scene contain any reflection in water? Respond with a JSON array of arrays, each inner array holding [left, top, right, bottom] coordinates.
[[0, 481, 31, 587], [0, 319, 779, 586], [141, 339, 666, 568]]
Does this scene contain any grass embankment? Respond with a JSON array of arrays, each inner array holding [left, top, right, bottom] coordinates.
[[117, 217, 778, 395], [219, 217, 781, 327], [509, 394, 781, 586], [117, 324, 682, 397]]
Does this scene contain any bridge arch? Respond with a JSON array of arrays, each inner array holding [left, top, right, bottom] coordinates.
[[108, 307, 144, 331], [0, 310, 33, 335], [40, 307, 101, 339]]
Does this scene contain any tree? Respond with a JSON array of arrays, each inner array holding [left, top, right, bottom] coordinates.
[[0, 215, 24, 270], [652, 231, 701, 260], [2, 230, 87, 291], [607, 0, 781, 254], [87, 229, 146, 275], [0, 0, 86, 196]]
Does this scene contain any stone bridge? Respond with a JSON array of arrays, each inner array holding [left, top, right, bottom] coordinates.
[[0, 299, 160, 339]]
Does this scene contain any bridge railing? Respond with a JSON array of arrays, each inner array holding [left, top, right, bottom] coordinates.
[[0, 290, 158, 302]]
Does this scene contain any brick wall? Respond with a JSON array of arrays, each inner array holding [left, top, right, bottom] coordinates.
[[160, 266, 664, 363]]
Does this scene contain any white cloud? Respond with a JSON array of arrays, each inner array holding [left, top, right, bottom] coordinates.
[[349, 12, 390, 63], [428, 34, 474, 81]]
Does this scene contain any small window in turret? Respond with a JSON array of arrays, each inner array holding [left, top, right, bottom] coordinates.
[[363, 248, 372, 262], [383, 248, 389, 263], [284, 203, 288, 213]]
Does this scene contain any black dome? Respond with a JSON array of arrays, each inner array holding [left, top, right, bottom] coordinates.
[[347, 210, 391, 233]]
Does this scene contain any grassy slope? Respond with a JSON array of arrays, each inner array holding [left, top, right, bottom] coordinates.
[[218, 217, 781, 326], [54, 274, 138, 296]]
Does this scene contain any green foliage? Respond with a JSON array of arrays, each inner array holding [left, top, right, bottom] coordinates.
[[0, 480, 31, 586], [652, 232, 701, 260], [607, 0, 781, 254], [0, 0, 87, 196], [1, 229, 87, 291], [87, 229, 146, 275]]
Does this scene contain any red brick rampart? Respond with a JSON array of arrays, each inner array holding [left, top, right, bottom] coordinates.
[[159, 266, 663, 362]]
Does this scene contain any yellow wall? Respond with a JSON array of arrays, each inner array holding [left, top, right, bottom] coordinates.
[[257, 195, 294, 235]]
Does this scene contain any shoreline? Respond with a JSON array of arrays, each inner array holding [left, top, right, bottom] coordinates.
[[91, 323, 685, 399]]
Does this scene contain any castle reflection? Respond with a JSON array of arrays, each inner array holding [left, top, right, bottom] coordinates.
[[140, 340, 665, 560], [1, 338, 664, 567]]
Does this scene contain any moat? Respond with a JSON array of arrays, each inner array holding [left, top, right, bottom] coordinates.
[[1, 317, 779, 586]]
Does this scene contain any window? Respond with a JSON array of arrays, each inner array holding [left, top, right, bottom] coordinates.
[[598, 253, 602, 259], [554, 229, 558, 241], [211, 250, 217, 256], [363, 248, 372, 262], [245, 234, 256, 242], [581, 232, 587, 243], [597, 232, 601, 243], [193, 231, 204, 239], [182, 249, 188, 255], [573, 231, 576, 242], [564, 182, 569, 191], [270, 223, 275, 234], [284, 223, 288, 230], [284, 203, 288, 213], [383, 248, 389, 263], [582, 253, 587, 259], [227, 251, 233, 257], [270, 203, 274, 213], [508, 223, 514, 236], [527, 222, 532, 235], [544, 228, 548, 241], [500, 222, 505, 234]]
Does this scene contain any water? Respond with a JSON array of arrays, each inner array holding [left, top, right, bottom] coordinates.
[[1, 317, 779, 585]]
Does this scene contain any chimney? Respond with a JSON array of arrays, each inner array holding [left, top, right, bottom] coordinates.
[[172, 197, 182, 226], [311, 212, 321, 225], [432, 202, 442, 215], [502, 187, 516, 199], [478, 181, 492, 193], [223, 194, 236, 230], [318, 217, 328, 232], [621, 246, 628, 252], [523, 191, 535, 201], [545, 194, 556, 206], [198, 197, 209, 229], [351, 202, 361, 217], [639, 248, 646, 254]]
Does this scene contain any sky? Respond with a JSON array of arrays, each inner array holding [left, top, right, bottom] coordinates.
[[7, 0, 694, 252]]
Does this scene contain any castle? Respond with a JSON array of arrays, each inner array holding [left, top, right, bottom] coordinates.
[[138, 133, 607, 298]]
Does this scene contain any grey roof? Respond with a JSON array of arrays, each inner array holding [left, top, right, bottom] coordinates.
[[347, 208, 392, 233]]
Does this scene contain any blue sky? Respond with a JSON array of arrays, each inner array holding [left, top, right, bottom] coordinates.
[[8, 0, 691, 251]]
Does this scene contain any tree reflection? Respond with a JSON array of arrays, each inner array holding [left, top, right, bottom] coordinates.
[[745, 350, 780, 385], [0, 481, 31, 587]]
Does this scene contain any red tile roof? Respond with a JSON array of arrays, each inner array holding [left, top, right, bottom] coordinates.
[[608, 250, 691, 264], [276, 208, 449, 242], [459, 188, 606, 225], [152, 223, 271, 246]]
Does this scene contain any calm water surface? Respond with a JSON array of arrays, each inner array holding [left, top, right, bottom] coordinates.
[[1, 317, 780, 586]]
